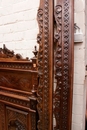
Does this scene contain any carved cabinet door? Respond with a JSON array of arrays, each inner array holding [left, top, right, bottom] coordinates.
[[0, 100, 37, 130]]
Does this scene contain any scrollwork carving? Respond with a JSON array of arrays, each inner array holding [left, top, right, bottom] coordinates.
[[54, 4, 62, 130], [54, 0, 74, 130], [37, 5, 44, 130]]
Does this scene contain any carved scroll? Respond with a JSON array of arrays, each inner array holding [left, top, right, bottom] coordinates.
[[37, 0, 53, 130], [54, 0, 74, 130]]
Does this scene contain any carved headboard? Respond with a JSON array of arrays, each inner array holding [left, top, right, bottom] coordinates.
[[0, 44, 38, 130]]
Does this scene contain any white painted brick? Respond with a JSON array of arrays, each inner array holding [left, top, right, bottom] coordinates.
[[11, 20, 38, 32], [74, 42, 85, 50], [0, 34, 4, 42], [74, 61, 85, 74], [3, 32, 24, 42], [1, 0, 14, 7], [0, 17, 4, 26], [23, 9, 38, 21], [72, 114, 83, 124], [74, 49, 85, 62], [74, 0, 84, 13], [24, 29, 39, 40], [73, 95, 83, 105], [72, 104, 83, 115], [74, 72, 85, 84], [13, 0, 40, 13], [15, 40, 37, 50], [73, 84, 84, 95], [72, 123, 82, 130], [0, 24, 13, 34], [1, 0, 27, 7]]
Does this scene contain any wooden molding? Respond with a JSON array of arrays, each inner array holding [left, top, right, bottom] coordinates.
[[54, 0, 74, 130]]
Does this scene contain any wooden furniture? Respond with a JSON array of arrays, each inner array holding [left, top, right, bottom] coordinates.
[[0, 0, 74, 129], [0, 45, 38, 130], [37, 0, 74, 130]]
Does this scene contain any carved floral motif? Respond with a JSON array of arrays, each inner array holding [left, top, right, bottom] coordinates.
[[37, 6, 44, 130], [54, 4, 62, 130], [54, 0, 73, 130], [37, 0, 50, 130]]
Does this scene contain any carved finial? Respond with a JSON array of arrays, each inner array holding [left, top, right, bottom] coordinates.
[[32, 46, 38, 57]]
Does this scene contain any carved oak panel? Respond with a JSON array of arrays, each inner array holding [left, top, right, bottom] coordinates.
[[37, 0, 74, 130], [0, 65, 38, 92], [0, 45, 38, 130], [0, 103, 6, 130], [37, 0, 54, 130], [54, 0, 74, 130], [6, 107, 28, 130]]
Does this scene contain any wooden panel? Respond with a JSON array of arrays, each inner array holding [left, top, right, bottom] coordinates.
[[37, 0, 74, 130], [0, 103, 6, 130], [54, 0, 74, 130], [37, 0, 54, 130], [0, 69, 37, 92], [0, 45, 38, 130], [6, 107, 29, 130]]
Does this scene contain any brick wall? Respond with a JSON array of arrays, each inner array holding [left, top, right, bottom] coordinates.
[[0, 0, 40, 59]]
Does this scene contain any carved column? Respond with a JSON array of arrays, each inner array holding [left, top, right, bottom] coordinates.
[[54, 0, 74, 130], [37, 0, 74, 130], [37, 0, 54, 130]]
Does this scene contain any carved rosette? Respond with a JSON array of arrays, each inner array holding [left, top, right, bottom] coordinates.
[[54, 0, 73, 130]]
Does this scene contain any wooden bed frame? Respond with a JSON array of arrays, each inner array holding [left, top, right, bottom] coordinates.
[[0, 44, 38, 130], [0, 0, 74, 129]]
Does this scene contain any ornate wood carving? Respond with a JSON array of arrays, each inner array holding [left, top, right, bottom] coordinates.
[[6, 107, 28, 130], [0, 103, 5, 130], [0, 45, 38, 130], [0, 44, 23, 59], [37, 0, 53, 130], [31, 113, 37, 130], [54, 0, 74, 130]]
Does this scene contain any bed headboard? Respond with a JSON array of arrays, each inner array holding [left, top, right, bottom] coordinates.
[[0, 44, 38, 92]]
